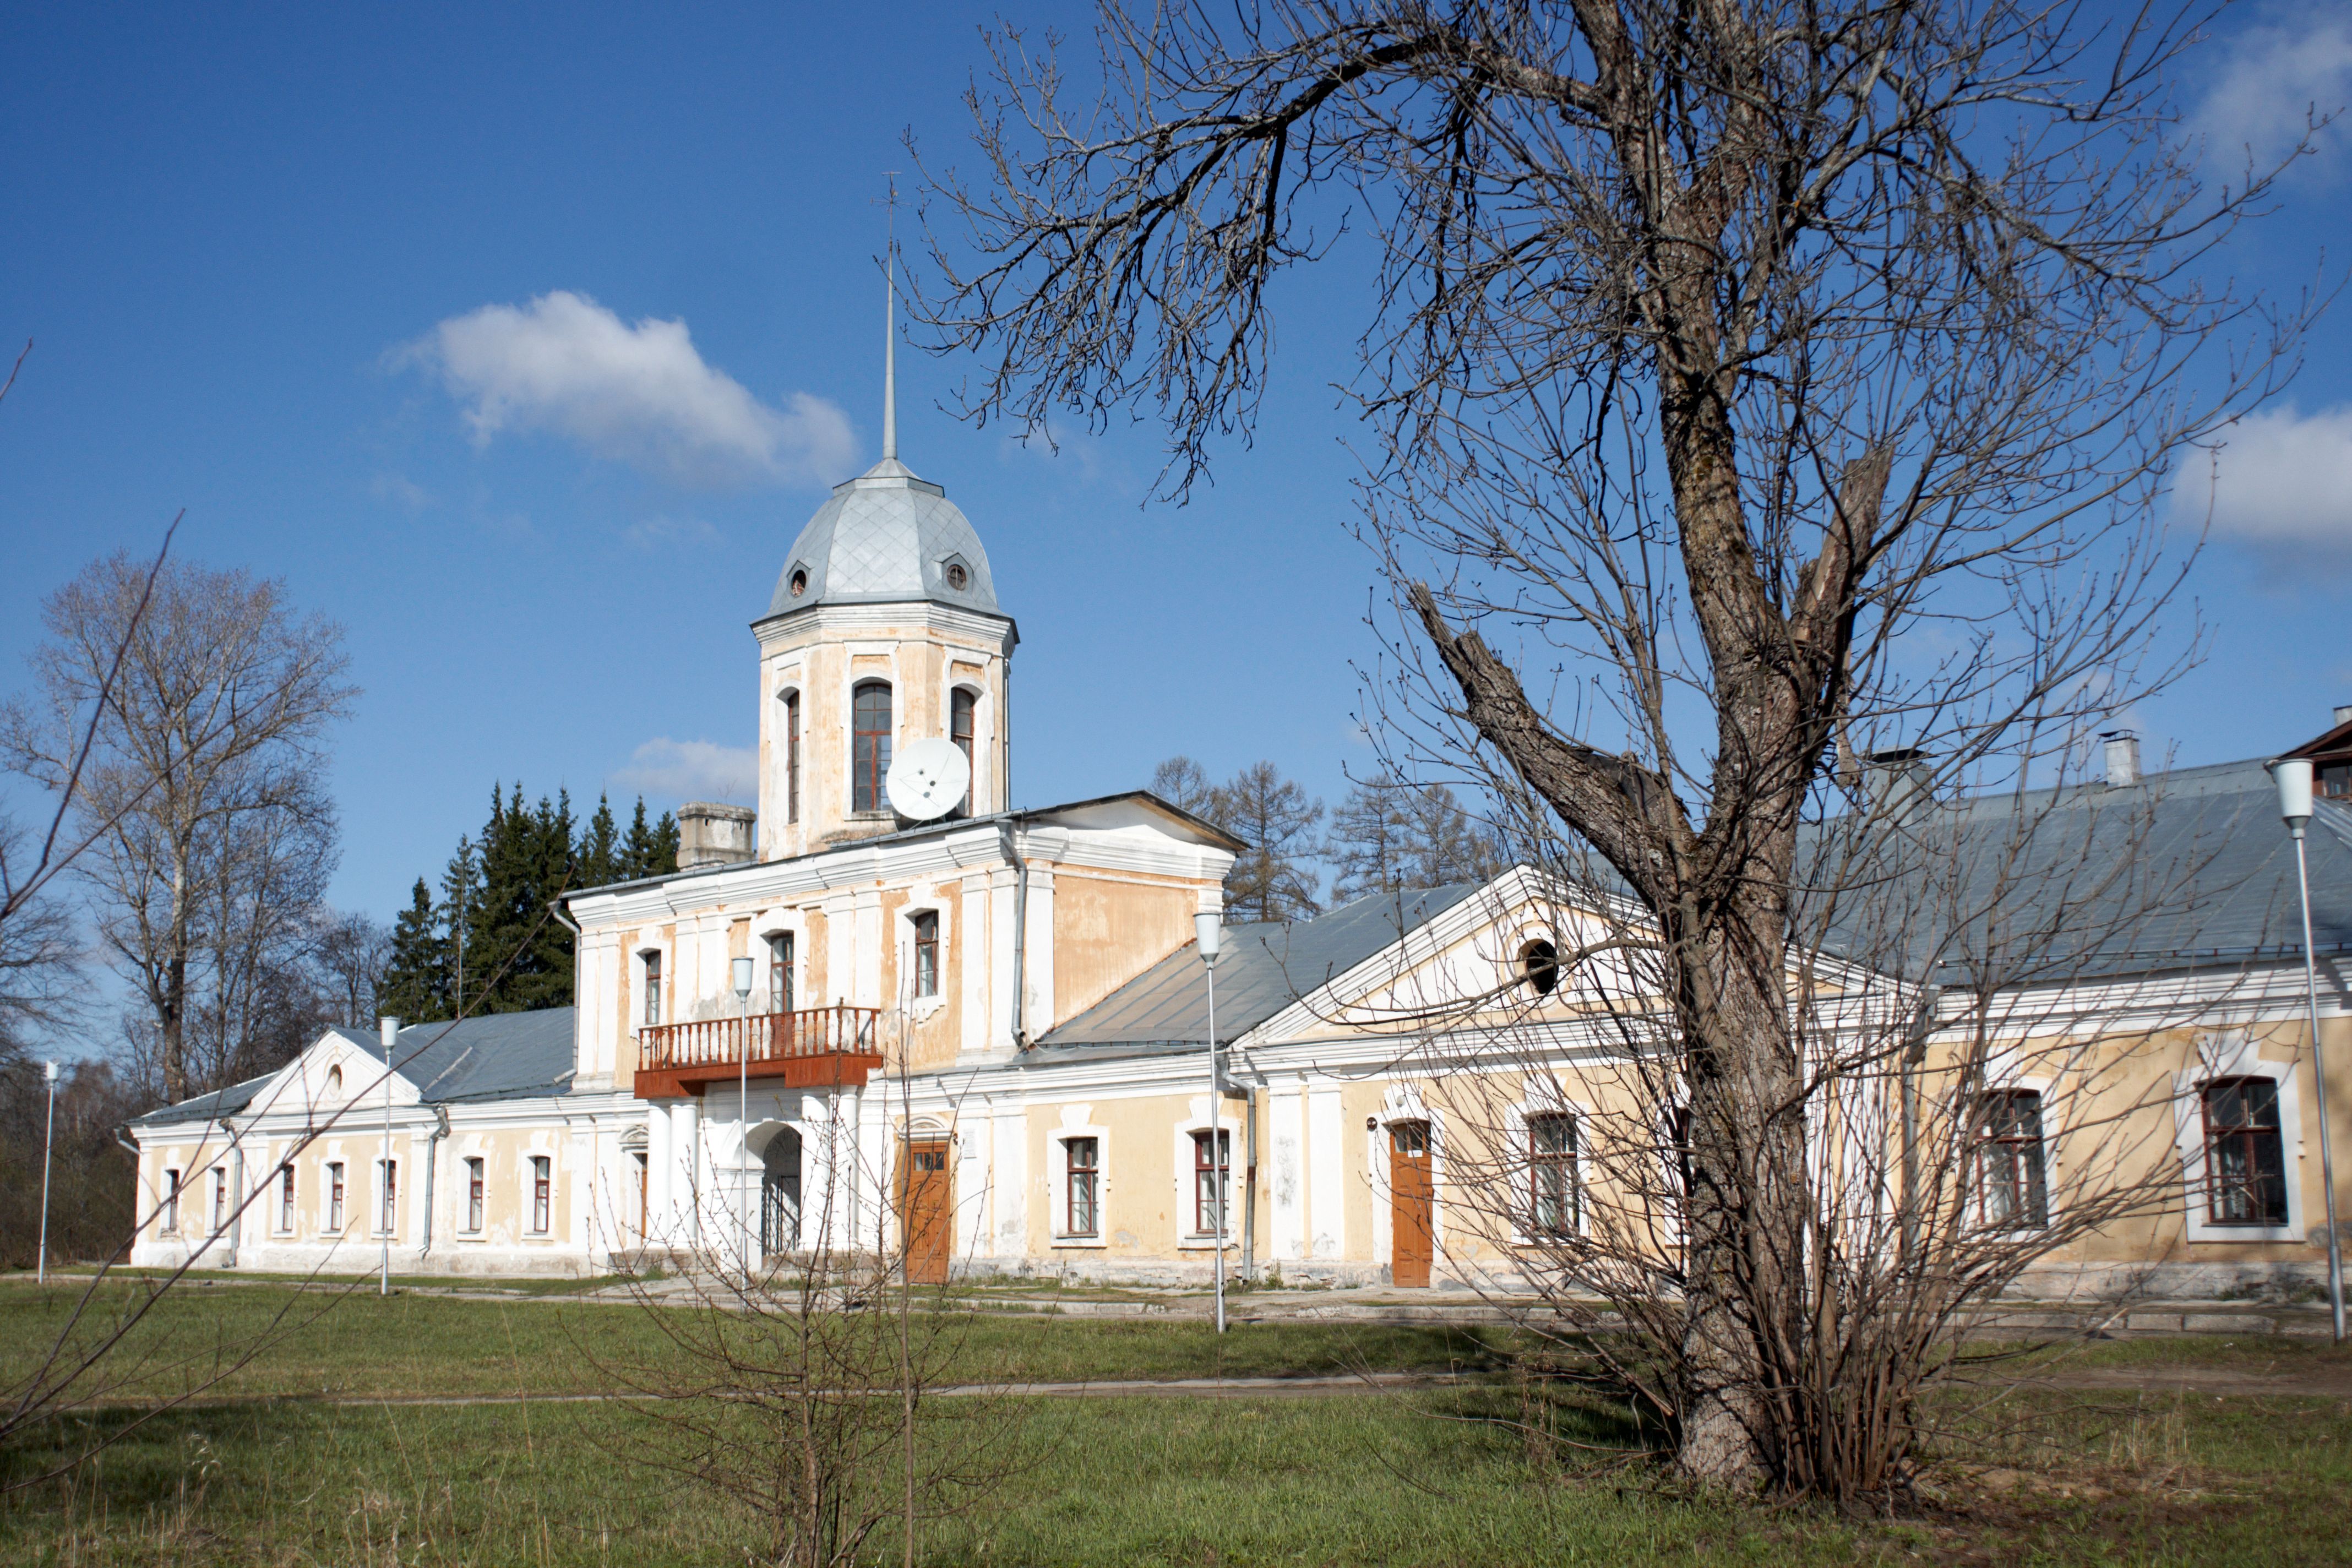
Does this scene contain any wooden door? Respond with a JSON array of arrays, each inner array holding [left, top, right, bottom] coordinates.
[[1389, 1120, 1434, 1288], [901, 1140, 952, 1285]]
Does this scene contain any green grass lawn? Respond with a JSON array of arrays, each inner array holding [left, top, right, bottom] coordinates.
[[1, 1280, 2349, 1565]]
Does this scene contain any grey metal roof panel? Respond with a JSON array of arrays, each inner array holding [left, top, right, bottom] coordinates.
[[770, 459, 1000, 616], [1038, 884, 1480, 1049], [1803, 757, 2352, 982], [126, 1071, 275, 1127], [352, 1008, 579, 1103]]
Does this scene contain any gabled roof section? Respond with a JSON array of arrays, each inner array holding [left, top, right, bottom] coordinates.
[[1036, 884, 1480, 1052], [129, 1008, 578, 1128]]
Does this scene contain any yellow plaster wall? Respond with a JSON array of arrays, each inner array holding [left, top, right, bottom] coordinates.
[[1051, 869, 1204, 1025]]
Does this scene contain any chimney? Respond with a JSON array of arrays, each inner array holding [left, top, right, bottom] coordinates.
[[2335, 704, 2352, 729], [677, 802, 758, 869], [2101, 731, 2140, 789], [1864, 748, 1932, 821]]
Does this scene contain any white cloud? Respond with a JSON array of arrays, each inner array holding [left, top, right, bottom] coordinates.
[[612, 738, 756, 803], [369, 471, 432, 510], [2195, 15, 2352, 169], [404, 291, 856, 488], [2171, 404, 2352, 552]]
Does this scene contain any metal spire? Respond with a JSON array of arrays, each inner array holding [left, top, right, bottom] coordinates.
[[881, 174, 899, 463]]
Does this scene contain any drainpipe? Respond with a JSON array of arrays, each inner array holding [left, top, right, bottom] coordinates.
[[1242, 1081, 1258, 1281], [998, 821, 1029, 1050], [418, 1104, 451, 1260], [224, 1120, 243, 1270]]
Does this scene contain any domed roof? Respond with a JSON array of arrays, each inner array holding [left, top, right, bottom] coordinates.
[[767, 457, 1001, 618]]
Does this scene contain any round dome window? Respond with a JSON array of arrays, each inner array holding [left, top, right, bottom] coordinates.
[[1519, 939, 1561, 997], [789, 568, 809, 598], [945, 562, 969, 591]]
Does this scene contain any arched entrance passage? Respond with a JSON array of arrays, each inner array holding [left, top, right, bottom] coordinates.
[[751, 1123, 802, 1256]]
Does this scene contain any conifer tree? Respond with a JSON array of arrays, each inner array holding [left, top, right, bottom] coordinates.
[[579, 794, 620, 886], [379, 878, 450, 1023], [1217, 761, 1323, 921], [1325, 775, 1412, 903]]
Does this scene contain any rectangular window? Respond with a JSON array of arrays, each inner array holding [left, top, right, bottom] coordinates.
[[1528, 1114, 1577, 1235], [784, 690, 802, 824], [1976, 1090, 2048, 1229], [162, 1168, 181, 1233], [769, 931, 794, 1014], [212, 1167, 228, 1233], [1065, 1137, 1100, 1238], [466, 1156, 485, 1232], [531, 1155, 552, 1234], [2202, 1077, 2288, 1226], [852, 682, 892, 814], [643, 951, 662, 1027], [1191, 1129, 1231, 1235], [278, 1164, 296, 1233], [379, 1159, 398, 1235], [328, 1162, 345, 1231], [912, 911, 939, 999], [632, 1150, 649, 1240]]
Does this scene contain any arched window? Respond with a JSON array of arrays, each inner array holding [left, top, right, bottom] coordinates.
[[911, 910, 940, 998], [1519, 939, 1560, 997], [852, 682, 893, 814], [782, 690, 802, 824], [949, 688, 977, 818]]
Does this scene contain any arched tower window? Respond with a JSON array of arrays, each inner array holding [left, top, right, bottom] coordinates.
[[949, 687, 977, 819], [782, 690, 802, 824], [852, 682, 893, 814]]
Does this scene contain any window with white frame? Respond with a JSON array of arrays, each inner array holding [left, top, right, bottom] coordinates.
[[465, 1156, 485, 1232], [1191, 1129, 1231, 1235], [327, 1161, 345, 1231], [1528, 1113, 1578, 1235], [2201, 1077, 2288, 1227], [769, 931, 794, 1014], [852, 681, 892, 814], [162, 1168, 181, 1233], [1064, 1137, 1101, 1238], [530, 1155, 552, 1234], [377, 1158, 398, 1235], [641, 950, 663, 1027], [211, 1168, 227, 1233], [911, 911, 940, 999], [1975, 1090, 2048, 1229], [782, 688, 802, 824], [277, 1164, 296, 1233]]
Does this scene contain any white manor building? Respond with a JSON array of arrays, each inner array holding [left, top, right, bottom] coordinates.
[[127, 378, 2352, 1299]]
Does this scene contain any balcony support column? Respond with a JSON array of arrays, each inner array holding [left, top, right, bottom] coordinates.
[[673, 1098, 703, 1248], [645, 1099, 674, 1246]]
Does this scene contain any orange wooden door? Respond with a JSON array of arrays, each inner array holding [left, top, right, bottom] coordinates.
[[1389, 1121, 1434, 1288], [901, 1141, 952, 1285]]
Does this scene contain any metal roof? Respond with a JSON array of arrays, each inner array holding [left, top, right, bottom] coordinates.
[[129, 1008, 578, 1127], [1809, 756, 2352, 984], [1035, 884, 1480, 1053], [767, 458, 1000, 617]]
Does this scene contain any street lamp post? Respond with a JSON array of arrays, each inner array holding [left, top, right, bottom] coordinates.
[[733, 955, 755, 1289], [379, 1016, 398, 1297], [37, 1060, 58, 1285], [2271, 756, 2344, 1344], [1195, 911, 1226, 1335]]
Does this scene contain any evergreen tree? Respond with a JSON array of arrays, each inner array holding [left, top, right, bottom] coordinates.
[[439, 832, 478, 1017], [579, 794, 621, 886], [378, 878, 450, 1023], [1217, 761, 1324, 921]]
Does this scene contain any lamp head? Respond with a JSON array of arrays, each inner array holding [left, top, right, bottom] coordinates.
[[2271, 756, 2315, 833], [378, 1017, 399, 1050], [1194, 911, 1222, 970], [731, 955, 755, 1000], [43, 1060, 58, 1084]]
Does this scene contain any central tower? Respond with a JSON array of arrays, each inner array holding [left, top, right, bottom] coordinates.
[[751, 263, 1017, 858]]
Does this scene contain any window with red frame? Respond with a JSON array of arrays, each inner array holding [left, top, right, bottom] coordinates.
[[1191, 1129, 1231, 1234]]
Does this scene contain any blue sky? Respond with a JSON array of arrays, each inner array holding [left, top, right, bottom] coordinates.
[[3, 1, 2350, 930]]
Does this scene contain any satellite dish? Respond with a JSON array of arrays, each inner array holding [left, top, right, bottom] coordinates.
[[886, 738, 971, 821]]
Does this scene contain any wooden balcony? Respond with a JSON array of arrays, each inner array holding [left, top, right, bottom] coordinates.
[[633, 1005, 885, 1099]]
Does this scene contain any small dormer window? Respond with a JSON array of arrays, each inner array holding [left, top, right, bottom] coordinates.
[[788, 567, 809, 598], [944, 562, 969, 591]]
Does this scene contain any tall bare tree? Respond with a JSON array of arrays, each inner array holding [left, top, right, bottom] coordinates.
[[3, 556, 355, 1102], [1216, 759, 1325, 918], [919, 0, 2309, 1490]]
